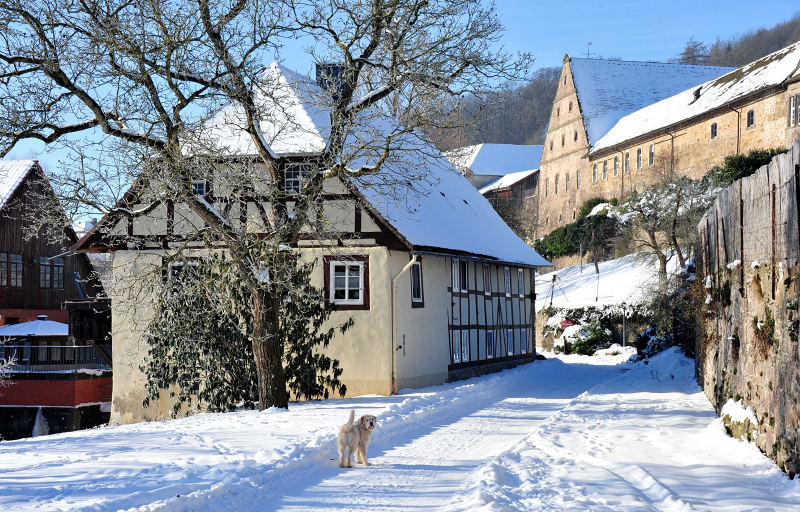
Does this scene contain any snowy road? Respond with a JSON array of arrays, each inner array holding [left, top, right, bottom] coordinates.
[[1, 349, 798, 511]]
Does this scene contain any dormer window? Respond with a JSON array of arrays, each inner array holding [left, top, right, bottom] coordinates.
[[191, 178, 207, 196], [285, 164, 312, 194]]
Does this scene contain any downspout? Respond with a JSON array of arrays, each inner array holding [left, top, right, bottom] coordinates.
[[728, 103, 741, 154], [390, 254, 417, 395], [663, 129, 676, 174]]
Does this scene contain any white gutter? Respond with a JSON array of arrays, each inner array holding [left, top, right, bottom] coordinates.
[[390, 254, 417, 394]]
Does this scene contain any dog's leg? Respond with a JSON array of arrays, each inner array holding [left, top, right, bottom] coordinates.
[[338, 443, 346, 468], [346, 447, 353, 468]]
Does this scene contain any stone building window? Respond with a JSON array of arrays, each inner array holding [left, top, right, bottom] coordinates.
[[550, 140, 553, 151], [555, 174, 559, 195], [790, 96, 796, 126], [569, 101, 573, 112], [557, 106, 560, 117], [545, 178, 549, 197], [613, 157, 619, 177], [711, 122, 718, 139], [574, 131, 578, 142], [747, 110, 755, 127], [637, 148, 642, 169], [592, 164, 598, 183], [624, 152, 630, 173], [576, 170, 581, 188], [561, 133, 565, 147], [602, 160, 608, 180], [558, 213, 562, 223], [649, 144, 655, 166], [565, 173, 570, 192], [573, 209, 577, 220]]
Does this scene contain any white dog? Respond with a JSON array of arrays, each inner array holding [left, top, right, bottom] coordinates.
[[337, 409, 377, 468]]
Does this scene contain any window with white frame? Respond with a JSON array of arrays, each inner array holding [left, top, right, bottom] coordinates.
[[637, 148, 642, 169], [625, 152, 630, 173], [592, 163, 597, 183], [545, 177, 549, 197], [565, 173, 569, 192], [330, 261, 364, 305], [410, 261, 423, 303], [613, 156, 619, 177], [507, 329, 514, 355], [576, 170, 581, 188], [284, 164, 312, 194], [486, 330, 495, 359], [602, 160, 608, 180], [790, 96, 796, 126], [746, 110, 755, 127], [39, 257, 51, 288], [459, 259, 467, 292], [452, 259, 459, 290], [520, 330, 527, 352], [452, 331, 461, 363], [711, 122, 718, 139], [518, 269, 524, 297], [504, 267, 511, 297], [483, 264, 492, 296], [191, 178, 207, 196], [649, 143, 655, 166], [461, 331, 469, 362], [452, 331, 469, 363]]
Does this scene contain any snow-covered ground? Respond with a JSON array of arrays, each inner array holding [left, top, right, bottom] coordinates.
[[2, 349, 797, 511], [535, 254, 680, 310]]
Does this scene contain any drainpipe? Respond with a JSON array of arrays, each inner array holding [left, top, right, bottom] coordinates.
[[390, 254, 417, 395], [663, 129, 676, 174], [728, 103, 741, 154]]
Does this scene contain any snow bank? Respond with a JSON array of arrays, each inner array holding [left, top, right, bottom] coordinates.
[[721, 398, 759, 426]]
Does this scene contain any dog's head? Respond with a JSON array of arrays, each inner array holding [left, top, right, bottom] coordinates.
[[359, 415, 377, 430]]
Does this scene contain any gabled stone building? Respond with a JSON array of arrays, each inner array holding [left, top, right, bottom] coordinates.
[[538, 57, 735, 233]]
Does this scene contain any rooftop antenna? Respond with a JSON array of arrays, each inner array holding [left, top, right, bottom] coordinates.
[[585, 42, 593, 58]]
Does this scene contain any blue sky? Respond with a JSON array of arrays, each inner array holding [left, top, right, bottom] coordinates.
[[10, 1, 800, 168]]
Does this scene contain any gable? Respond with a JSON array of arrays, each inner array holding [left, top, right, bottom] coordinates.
[[0, 160, 36, 212], [570, 58, 736, 146], [444, 144, 543, 176]]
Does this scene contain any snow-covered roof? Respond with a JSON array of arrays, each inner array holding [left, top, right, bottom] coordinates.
[[478, 169, 538, 195], [591, 42, 800, 153], [570, 58, 735, 146], [0, 319, 68, 337], [359, 155, 549, 267], [444, 144, 543, 176], [0, 160, 36, 211], [198, 63, 330, 157]]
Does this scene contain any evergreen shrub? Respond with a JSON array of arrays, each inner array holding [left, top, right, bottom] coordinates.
[[708, 148, 788, 187]]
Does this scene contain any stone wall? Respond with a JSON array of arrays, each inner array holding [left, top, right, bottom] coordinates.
[[695, 140, 800, 476]]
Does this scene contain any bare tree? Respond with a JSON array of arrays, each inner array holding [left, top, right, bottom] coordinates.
[[0, 0, 528, 409]]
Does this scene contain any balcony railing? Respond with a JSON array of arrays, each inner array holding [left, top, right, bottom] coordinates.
[[0, 344, 112, 373]]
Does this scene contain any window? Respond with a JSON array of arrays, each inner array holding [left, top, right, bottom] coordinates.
[[550, 140, 553, 151], [613, 156, 619, 177], [649, 143, 655, 166], [790, 96, 796, 126], [545, 178, 549, 197], [0, 253, 6, 286], [559, 213, 562, 223], [486, 330, 495, 359], [602, 160, 608, 180], [518, 269, 524, 298], [520, 330, 527, 353], [461, 331, 469, 362], [284, 164, 312, 194], [483, 264, 492, 296], [569, 101, 573, 112], [10, 254, 22, 287], [557, 107, 560, 117], [624, 152, 630, 174], [330, 261, 364, 305], [555, 174, 559, 195], [452, 259, 467, 292], [452, 331, 461, 363], [574, 131, 578, 142], [796, 95, 800, 128], [507, 329, 514, 355], [592, 164, 597, 183], [53, 258, 64, 289], [637, 148, 642, 169], [504, 267, 511, 297], [747, 110, 755, 127], [561, 133, 565, 147], [410, 261, 423, 305], [191, 178, 207, 196], [564, 74, 566, 85], [39, 257, 51, 288], [565, 173, 569, 192], [576, 170, 581, 188], [711, 122, 718, 139]]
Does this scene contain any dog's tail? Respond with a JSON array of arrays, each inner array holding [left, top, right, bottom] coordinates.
[[347, 409, 355, 425]]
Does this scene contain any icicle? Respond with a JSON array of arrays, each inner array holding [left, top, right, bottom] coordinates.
[[31, 407, 50, 438]]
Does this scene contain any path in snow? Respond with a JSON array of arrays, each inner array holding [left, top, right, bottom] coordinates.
[[1, 350, 798, 511]]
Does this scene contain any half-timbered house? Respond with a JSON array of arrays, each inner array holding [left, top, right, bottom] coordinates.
[[72, 64, 550, 424]]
